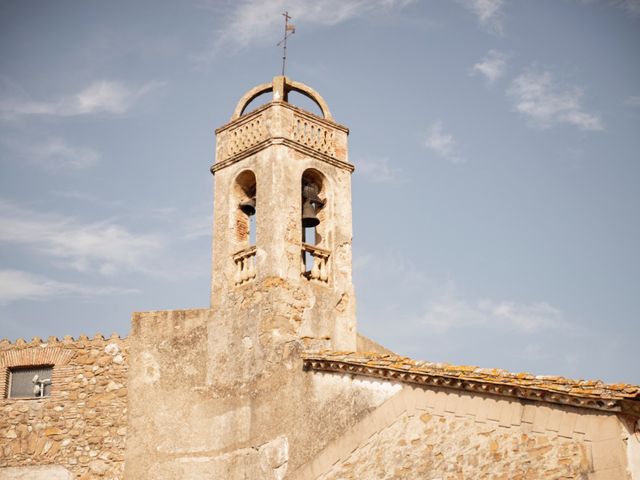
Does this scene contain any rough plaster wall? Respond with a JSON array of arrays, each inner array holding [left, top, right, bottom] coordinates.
[[125, 308, 398, 480], [0, 336, 128, 479], [628, 419, 640, 479], [319, 411, 591, 480]]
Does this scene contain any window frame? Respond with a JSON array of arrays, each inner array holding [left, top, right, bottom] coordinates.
[[7, 365, 54, 399]]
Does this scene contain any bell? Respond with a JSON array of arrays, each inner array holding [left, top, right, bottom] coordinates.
[[302, 183, 322, 204], [239, 197, 256, 216], [302, 199, 320, 228]]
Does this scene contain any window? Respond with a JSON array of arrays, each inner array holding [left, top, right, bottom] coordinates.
[[8, 366, 53, 398]]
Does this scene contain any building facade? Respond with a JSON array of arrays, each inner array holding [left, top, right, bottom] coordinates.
[[1, 77, 639, 479]]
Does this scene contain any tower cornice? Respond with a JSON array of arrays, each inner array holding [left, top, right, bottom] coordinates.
[[212, 100, 352, 175]]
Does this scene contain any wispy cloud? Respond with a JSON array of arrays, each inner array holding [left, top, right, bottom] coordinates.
[[471, 50, 507, 84], [624, 95, 640, 107], [0, 201, 164, 276], [197, 0, 414, 59], [605, 0, 640, 16], [579, 0, 640, 16], [3, 138, 100, 170], [0, 269, 136, 306], [0, 80, 164, 119], [424, 121, 464, 163], [458, 0, 506, 34], [52, 191, 125, 208], [356, 157, 406, 183], [507, 69, 603, 130], [421, 286, 568, 334]]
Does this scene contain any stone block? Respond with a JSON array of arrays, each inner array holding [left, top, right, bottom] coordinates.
[[432, 390, 447, 416], [486, 398, 502, 422], [585, 414, 621, 442], [0, 466, 74, 480], [558, 412, 579, 439], [532, 405, 551, 433], [522, 404, 536, 424], [588, 467, 629, 480], [509, 401, 523, 426], [444, 392, 460, 414], [498, 400, 512, 427], [591, 438, 626, 472], [545, 407, 563, 432]]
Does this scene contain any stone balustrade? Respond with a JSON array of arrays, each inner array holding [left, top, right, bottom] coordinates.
[[233, 246, 257, 285], [291, 114, 336, 157], [301, 244, 330, 282], [214, 102, 349, 170], [224, 116, 268, 158]]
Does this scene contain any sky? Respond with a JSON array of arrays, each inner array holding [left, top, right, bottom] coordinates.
[[1, 0, 639, 384]]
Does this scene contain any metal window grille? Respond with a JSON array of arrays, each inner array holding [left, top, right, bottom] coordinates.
[[8, 366, 53, 398]]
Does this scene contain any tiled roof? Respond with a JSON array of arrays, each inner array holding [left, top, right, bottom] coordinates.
[[303, 351, 640, 416]]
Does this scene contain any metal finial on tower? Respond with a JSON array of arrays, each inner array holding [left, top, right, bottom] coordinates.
[[277, 11, 295, 76]]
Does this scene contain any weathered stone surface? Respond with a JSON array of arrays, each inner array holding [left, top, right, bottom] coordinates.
[[317, 403, 588, 480], [0, 465, 74, 479], [0, 337, 128, 478]]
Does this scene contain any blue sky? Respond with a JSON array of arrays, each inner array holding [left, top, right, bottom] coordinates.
[[1, 0, 639, 383]]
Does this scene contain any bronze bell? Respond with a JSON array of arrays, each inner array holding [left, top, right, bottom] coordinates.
[[239, 197, 256, 216], [302, 183, 322, 204], [302, 199, 320, 228]]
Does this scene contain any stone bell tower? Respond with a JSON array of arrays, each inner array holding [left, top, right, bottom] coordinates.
[[125, 77, 359, 479], [209, 76, 356, 353]]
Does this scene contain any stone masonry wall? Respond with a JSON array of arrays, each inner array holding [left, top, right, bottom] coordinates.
[[294, 382, 634, 480], [0, 335, 128, 479], [321, 408, 591, 479]]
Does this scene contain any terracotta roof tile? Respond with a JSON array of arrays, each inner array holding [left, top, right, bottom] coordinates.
[[303, 351, 640, 415]]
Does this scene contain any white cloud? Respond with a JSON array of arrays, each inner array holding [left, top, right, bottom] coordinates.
[[471, 50, 507, 83], [0, 201, 164, 276], [4, 138, 100, 170], [201, 0, 414, 54], [356, 157, 405, 183], [0, 80, 164, 119], [507, 69, 603, 130], [424, 121, 464, 163], [0, 269, 136, 306], [421, 288, 567, 334], [458, 0, 506, 34]]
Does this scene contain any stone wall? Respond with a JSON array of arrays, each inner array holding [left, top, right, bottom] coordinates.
[[0, 335, 128, 479], [294, 382, 636, 480], [125, 307, 401, 480]]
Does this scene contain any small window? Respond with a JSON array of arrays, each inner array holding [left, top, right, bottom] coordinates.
[[8, 366, 53, 398]]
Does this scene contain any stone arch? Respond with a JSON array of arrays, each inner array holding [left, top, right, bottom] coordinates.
[[233, 169, 257, 246], [301, 168, 328, 246], [232, 76, 333, 121], [301, 168, 331, 282]]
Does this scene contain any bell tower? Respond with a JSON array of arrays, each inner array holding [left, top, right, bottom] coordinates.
[[126, 77, 361, 478], [209, 76, 356, 352]]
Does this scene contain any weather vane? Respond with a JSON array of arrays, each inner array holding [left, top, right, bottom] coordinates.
[[277, 11, 295, 76]]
